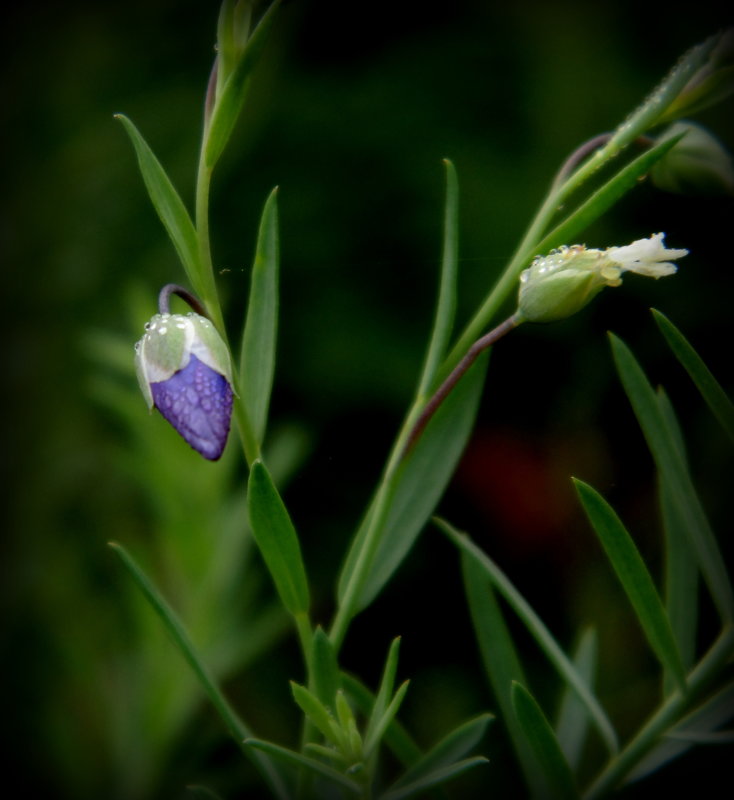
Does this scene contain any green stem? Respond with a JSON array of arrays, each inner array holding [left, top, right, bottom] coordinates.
[[194, 143, 261, 465], [329, 120, 658, 652], [583, 625, 734, 799], [295, 610, 314, 670], [440, 131, 628, 378], [328, 459, 404, 651]]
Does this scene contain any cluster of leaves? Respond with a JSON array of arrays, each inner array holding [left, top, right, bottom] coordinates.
[[441, 309, 734, 797], [108, 2, 733, 797]]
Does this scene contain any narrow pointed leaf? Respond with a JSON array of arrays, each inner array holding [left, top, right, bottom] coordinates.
[[610, 333, 734, 621], [108, 542, 288, 800], [341, 674, 421, 767], [291, 682, 341, 747], [442, 520, 619, 755], [555, 629, 597, 770], [240, 188, 279, 446], [574, 479, 687, 693], [382, 757, 489, 800], [657, 390, 698, 690], [337, 354, 487, 614], [364, 680, 410, 758], [247, 459, 309, 616], [115, 114, 201, 291], [511, 682, 579, 800], [390, 713, 493, 791], [205, 1, 281, 168], [535, 134, 683, 257], [416, 159, 459, 397], [652, 309, 734, 444], [607, 35, 715, 146], [364, 637, 401, 748], [311, 627, 341, 709], [460, 550, 545, 797], [245, 738, 362, 794]]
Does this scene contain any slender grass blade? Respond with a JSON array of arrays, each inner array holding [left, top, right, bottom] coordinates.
[[115, 114, 201, 292], [240, 188, 280, 446], [555, 628, 597, 771], [442, 520, 618, 755], [247, 459, 310, 616], [652, 309, 734, 444], [512, 682, 580, 800], [610, 333, 733, 622], [574, 479, 687, 693]]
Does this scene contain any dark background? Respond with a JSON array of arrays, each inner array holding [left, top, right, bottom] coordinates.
[[2, 1, 733, 797]]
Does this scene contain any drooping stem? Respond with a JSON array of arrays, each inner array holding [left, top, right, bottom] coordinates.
[[402, 313, 521, 458], [158, 283, 209, 316]]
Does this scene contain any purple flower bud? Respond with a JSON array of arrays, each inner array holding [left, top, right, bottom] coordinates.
[[135, 312, 235, 460], [151, 354, 233, 460]]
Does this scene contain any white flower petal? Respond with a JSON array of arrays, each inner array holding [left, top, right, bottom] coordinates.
[[606, 232, 688, 276]]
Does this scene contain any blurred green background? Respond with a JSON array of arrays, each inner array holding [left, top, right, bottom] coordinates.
[[3, 1, 733, 797]]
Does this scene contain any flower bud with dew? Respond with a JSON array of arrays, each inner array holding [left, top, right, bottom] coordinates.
[[135, 309, 234, 460], [517, 233, 688, 323]]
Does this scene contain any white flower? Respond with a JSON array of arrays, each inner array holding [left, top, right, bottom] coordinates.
[[517, 233, 688, 323], [605, 232, 688, 280]]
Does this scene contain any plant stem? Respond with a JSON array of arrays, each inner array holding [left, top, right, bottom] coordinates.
[[583, 625, 734, 798], [194, 142, 261, 465], [403, 314, 520, 457], [330, 318, 516, 650]]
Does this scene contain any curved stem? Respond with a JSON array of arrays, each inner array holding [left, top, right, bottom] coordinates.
[[158, 283, 208, 316], [403, 314, 520, 457]]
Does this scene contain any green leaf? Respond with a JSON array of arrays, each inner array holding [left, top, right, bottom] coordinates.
[[115, 114, 201, 292], [555, 629, 597, 771], [205, 1, 281, 168], [389, 713, 493, 792], [442, 520, 619, 756], [341, 674, 422, 768], [574, 479, 687, 693], [363, 680, 410, 759], [610, 333, 734, 622], [247, 459, 310, 616], [460, 550, 545, 797], [240, 187, 280, 446], [535, 134, 683, 257], [291, 682, 342, 747], [108, 542, 288, 800], [415, 159, 459, 398], [652, 309, 734, 444], [657, 390, 698, 692], [245, 738, 362, 794], [311, 627, 341, 710], [337, 354, 488, 615], [605, 35, 716, 148], [381, 757, 489, 800], [511, 683, 579, 800], [364, 637, 401, 749]]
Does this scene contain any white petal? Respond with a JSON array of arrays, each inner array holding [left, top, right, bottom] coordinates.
[[606, 232, 688, 276]]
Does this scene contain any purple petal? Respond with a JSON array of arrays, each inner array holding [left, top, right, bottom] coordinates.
[[151, 354, 233, 460]]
